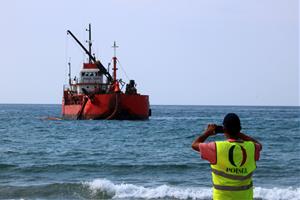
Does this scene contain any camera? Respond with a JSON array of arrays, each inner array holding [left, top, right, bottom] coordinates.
[[215, 125, 224, 134]]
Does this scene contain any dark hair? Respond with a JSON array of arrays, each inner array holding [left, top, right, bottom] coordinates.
[[223, 113, 241, 135]]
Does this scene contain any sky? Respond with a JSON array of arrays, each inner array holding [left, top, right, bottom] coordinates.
[[0, 0, 298, 106]]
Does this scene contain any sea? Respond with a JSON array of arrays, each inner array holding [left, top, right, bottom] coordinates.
[[0, 104, 299, 200]]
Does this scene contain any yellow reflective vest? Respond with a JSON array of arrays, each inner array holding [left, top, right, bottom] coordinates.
[[211, 141, 256, 200]]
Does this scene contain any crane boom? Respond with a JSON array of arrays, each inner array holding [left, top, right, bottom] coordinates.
[[67, 30, 113, 82]]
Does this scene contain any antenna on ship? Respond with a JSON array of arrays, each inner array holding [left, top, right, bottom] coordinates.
[[86, 23, 92, 63]]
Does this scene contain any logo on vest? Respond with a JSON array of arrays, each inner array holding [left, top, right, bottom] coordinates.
[[227, 145, 248, 174]]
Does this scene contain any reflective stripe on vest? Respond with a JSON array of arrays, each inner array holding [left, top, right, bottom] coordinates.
[[213, 181, 253, 191], [211, 168, 253, 181]]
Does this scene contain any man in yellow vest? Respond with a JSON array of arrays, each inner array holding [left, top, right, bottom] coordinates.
[[192, 113, 262, 200]]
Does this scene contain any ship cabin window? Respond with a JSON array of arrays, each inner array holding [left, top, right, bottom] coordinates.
[[81, 72, 99, 77]]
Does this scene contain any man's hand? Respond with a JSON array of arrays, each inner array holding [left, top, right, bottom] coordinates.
[[205, 124, 217, 136], [191, 124, 217, 152]]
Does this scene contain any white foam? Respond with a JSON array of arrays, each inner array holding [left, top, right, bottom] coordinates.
[[254, 187, 300, 200], [85, 179, 300, 200], [85, 179, 211, 199]]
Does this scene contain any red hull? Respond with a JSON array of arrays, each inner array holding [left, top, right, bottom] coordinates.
[[62, 93, 150, 120]]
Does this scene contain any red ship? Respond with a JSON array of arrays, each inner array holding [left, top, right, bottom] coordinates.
[[62, 24, 151, 120]]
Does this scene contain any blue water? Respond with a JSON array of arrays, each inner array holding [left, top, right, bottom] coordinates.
[[0, 104, 299, 199]]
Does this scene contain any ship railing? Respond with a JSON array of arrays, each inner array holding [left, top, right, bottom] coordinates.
[[63, 84, 70, 91], [63, 83, 111, 91]]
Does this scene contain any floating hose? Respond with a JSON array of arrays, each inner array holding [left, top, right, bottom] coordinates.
[[106, 93, 120, 120], [76, 96, 88, 120]]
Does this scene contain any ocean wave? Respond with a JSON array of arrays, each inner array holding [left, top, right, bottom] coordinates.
[[0, 164, 17, 169], [85, 179, 211, 199], [254, 187, 300, 200], [85, 179, 300, 200], [0, 179, 299, 199]]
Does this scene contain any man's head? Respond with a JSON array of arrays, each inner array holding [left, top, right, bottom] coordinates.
[[223, 113, 241, 136]]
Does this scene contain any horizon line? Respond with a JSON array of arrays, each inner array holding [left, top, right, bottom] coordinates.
[[0, 103, 299, 107]]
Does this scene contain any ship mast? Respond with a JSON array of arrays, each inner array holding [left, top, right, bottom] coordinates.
[[112, 41, 118, 82], [68, 60, 71, 85], [112, 41, 120, 92], [86, 24, 92, 63]]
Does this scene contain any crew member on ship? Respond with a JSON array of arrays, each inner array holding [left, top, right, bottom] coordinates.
[[192, 113, 262, 200]]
